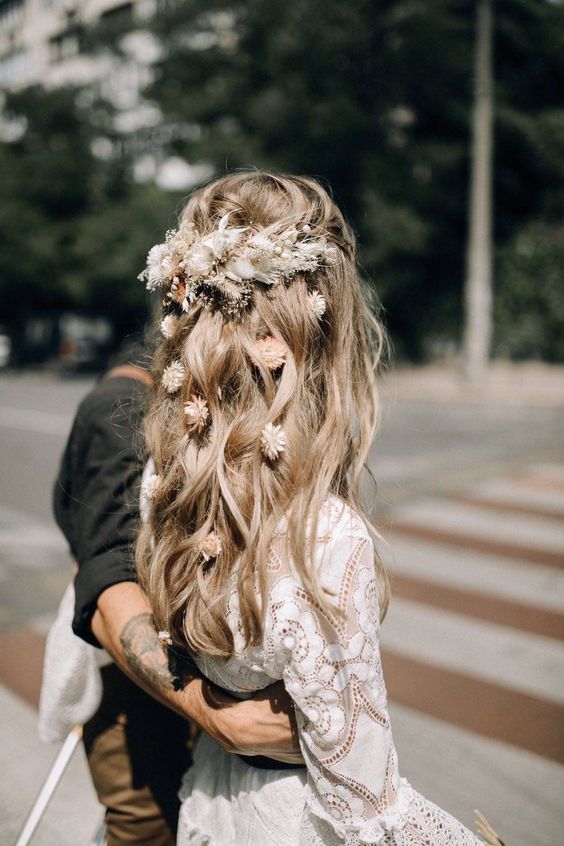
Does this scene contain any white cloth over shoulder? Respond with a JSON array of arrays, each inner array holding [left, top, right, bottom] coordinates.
[[38, 583, 103, 742], [178, 499, 481, 845]]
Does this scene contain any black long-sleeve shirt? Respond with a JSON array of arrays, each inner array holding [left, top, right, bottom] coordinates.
[[54, 372, 148, 646]]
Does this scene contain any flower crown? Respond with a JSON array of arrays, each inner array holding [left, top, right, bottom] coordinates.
[[138, 214, 336, 318]]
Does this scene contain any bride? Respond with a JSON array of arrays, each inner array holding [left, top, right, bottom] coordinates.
[[136, 171, 482, 845]]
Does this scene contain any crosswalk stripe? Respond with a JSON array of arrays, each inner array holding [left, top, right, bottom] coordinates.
[[382, 650, 564, 765], [450, 477, 564, 517], [446, 492, 564, 521], [0, 628, 44, 709], [379, 535, 564, 613], [527, 463, 564, 482], [388, 700, 564, 846], [389, 573, 564, 641], [511, 473, 564, 493], [389, 499, 564, 555], [387, 520, 564, 569], [0, 406, 70, 436], [380, 597, 564, 705]]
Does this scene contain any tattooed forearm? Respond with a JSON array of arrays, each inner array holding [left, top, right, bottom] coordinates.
[[119, 612, 196, 693]]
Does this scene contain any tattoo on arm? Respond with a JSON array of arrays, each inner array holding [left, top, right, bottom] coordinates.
[[119, 612, 196, 694]]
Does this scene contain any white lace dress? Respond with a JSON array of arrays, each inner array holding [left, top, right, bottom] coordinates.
[[177, 499, 481, 845]]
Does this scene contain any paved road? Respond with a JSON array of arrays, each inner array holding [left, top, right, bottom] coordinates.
[[1, 372, 563, 845]]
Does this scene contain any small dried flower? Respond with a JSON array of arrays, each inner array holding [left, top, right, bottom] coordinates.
[[201, 532, 222, 561], [184, 394, 209, 432], [161, 360, 185, 394], [260, 422, 287, 461], [310, 290, 327, 319], [160, 314, 179, 339], [168, 278, 187, 304], [143, 473, 162, 501], [250, 336, 288, 371], [158, 630, 173, 646]]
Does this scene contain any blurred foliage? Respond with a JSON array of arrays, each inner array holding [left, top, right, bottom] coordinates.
[[146, 0, 564, 359], [0, 87, 183, 347], [495, 222, 564, 361], [1, 0, 563, 360]]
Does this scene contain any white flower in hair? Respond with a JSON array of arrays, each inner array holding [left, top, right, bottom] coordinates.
[[250, 336, 288, 371], [139, 214, 337, 317], [139, 232, 179, 291], [184, 241, 215, 278], [310, 290, 327, 318], [184, 394, 209, 432], [142, 473, 162, 501], [247, 232, 276, 257], [201, 531, 222, 561], [224, 256, 258, 281], [160, 314, 179, 339], [158, 630, 173, 646], [260, 422, 287, 461], [205, 213, 246, 259], [161, 359, 185, 393]]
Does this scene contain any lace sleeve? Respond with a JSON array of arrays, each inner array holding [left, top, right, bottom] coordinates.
[[263, 505, 479, 845]]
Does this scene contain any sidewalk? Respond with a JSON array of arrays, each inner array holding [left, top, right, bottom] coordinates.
[[381, 361, 564, 408]]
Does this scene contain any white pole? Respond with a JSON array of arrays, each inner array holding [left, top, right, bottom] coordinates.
[[463, 0, 494, 382], [13, 727, 82, 846]]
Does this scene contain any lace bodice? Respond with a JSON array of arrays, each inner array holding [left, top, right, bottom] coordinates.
[[191, 499, 480, 845]]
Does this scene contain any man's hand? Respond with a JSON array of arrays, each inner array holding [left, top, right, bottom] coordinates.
[[91, 581, 303, 765], [195, 679, 302, 765]]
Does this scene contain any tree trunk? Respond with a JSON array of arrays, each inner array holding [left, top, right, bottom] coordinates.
[[463, 0, 494, 382]]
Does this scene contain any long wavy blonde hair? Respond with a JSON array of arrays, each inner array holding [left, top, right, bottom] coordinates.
[[136, 171, 389, 658]]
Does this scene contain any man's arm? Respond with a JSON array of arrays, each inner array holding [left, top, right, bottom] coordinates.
[[57, 372, 300, 762], [92, 581, 302, 763]]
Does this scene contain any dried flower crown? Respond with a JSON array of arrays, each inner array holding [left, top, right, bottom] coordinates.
[[139, 215, 336, 318]]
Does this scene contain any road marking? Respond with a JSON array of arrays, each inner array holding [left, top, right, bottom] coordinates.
[[390, 573, 564, 640], [388, 521, 564, 569], [0, 627, 45, 709], [389, 701, 564, 845], [0, 406, 70, 436], [382, 650, 564, 765], [379, 535, 564, 613], [0, 503, 41, 525], [528, 463, 564, 482], [389, 499, 564, 555], [512, 474, 564, 493], [453, 477, 564, 516], [447, 492, 564, 521], [381, 597, 564, 705], [0, 501, 68, 568], [0, 525, 67, 572]]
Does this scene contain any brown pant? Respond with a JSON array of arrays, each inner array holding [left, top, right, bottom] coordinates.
[[83, 664, 197, 846]]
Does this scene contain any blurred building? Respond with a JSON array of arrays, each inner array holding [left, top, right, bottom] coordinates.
[[0, 0, 157, 108], [0, 0, 212, 188]]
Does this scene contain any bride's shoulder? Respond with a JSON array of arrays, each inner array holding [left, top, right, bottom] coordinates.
[[320, 496, 371, 542], [270, 496, 373, 590], [272, 496, 370, 545]]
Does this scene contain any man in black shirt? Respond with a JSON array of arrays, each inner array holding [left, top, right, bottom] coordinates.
[[54, 342, 300, 846]]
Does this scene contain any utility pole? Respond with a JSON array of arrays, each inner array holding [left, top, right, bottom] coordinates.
[[463, 0, 494, 382]]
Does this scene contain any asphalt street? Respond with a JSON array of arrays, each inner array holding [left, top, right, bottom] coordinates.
[[1, 369, 563, 845]]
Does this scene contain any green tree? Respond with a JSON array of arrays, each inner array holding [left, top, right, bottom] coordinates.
[[142, 0, 564, 359], [0, 86, 179, 352]]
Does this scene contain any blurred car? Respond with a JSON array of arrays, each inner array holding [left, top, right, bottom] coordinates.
[[15, 313, 114, 373], [56, 314, 114, 374], [0, 325, 11, 368]]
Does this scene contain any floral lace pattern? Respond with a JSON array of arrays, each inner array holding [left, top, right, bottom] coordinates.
[[186, 499, 481, 844]]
